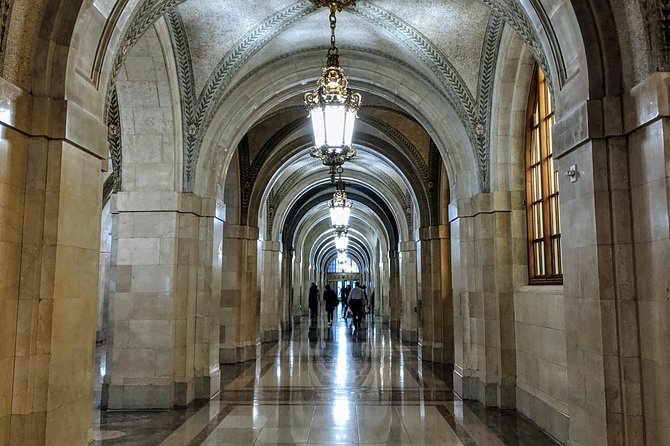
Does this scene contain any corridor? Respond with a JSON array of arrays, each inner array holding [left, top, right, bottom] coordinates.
[[92, 315, 560, 445]]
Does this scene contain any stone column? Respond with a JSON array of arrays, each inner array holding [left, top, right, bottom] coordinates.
[[389, 250, 400, 330], [418, 226, 442, 362], [623, 74, 670, 445], [280, 247, 293, 331], [450, 194, 515, 408], [418, 225, 453, 365], [219, 225, 260, 364], [193, 204, 223, 399], [105, 192, 214, 409], [1, 77, 105, 445], [398, 241, 418, 341], [439, 224, 454, 365], [450, 202, 470, 398], [259, 241, 281, 342], [377, 254, 390, 320], [551, 74, 670, 446], [6, 141, 103, 444]]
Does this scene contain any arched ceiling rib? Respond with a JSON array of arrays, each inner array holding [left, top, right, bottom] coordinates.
[[281, 183, 399, 249]]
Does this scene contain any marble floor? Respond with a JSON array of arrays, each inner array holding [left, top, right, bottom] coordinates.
[[91, 314, 561, 445]]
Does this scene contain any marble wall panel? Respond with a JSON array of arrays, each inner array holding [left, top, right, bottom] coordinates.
[[35, 142, 101, 446], [628, 112, 670, 444], [514, 287, 568, 443], [0, 122, 28, 446]]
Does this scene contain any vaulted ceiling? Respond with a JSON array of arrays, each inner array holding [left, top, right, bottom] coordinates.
[[105, 0, 545, 264]]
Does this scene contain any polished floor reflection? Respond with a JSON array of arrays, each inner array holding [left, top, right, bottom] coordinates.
[[92, 314, 561, 445]]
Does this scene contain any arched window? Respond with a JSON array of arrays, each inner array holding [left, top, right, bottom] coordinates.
[[327, 257, 359, 274], [525, 66, 562, 284]]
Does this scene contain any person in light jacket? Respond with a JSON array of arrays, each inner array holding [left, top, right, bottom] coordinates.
[[347, 282, 368, 329]]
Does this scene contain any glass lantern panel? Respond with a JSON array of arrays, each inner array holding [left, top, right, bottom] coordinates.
[[343, 109, 357, 147], [329, 205, 351, 228], [335, 234, 348, 251], [310, 109, 326, 148], [324, 104, 346, 148]]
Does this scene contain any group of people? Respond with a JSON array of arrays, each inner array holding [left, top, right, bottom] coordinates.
[[308, 281, 370, 328]]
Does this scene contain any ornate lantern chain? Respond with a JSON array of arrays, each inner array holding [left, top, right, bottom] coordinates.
[[305, 1, 361, 182]]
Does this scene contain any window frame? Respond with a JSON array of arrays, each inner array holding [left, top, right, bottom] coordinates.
[[524, 66, 562, 285]]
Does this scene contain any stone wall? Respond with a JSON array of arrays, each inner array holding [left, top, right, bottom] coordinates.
[[514, 286, 568, 444]]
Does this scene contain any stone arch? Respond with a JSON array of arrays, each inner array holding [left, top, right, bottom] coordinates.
[[195, 49, 478, 207], [246, 134, 429, 239]]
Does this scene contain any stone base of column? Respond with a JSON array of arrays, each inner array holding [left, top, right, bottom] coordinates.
[[194, 369, 221, 400], [219, 343, 257, 364], [261, 328, 279, 342], [281, 320, 293, 332], [399, 329, 418, 342], [103, 378, 195, 409], [516, 386, 569, 444], [421, 342, 445, 363], [453, 369, 514, 409]]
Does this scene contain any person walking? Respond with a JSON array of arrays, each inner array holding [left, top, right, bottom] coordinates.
[[340, 284, 351, 319], [323, 284, 338, 326], [347, 282, 368, 329], [308, 282, 319, 319]]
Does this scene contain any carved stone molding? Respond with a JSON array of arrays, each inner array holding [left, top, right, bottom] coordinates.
[[240, 117, 308, 224], [481, 0, 551, 85], [107, 87, 122, 192], [266, 161, 321, 239], [358, 112, 430, 184], [476, 12, 505, 192], [164, 9, 197, 188]]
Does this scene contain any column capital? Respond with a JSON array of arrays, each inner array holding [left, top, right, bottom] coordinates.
[[112, 191, 219, 218], [223, 224, 259, 240]]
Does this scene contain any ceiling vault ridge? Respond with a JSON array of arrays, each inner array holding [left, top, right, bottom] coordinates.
[[351, 1, 499, 192], [105, 0, 184, 119], [361, 163, 414, 233], [357, 112, 429, 184], [267, 161, 322, 239], [187, 1, 313, 190], [195, 41, 470, 184], [353, 1, 478, 124], [479, 0, 551, 84], [103, 0, 553, 196], [240, 117, 309, 224]]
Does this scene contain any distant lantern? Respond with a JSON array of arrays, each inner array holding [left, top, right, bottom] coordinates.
[[334, 232, 348, 252], [328, 186, 352, 231]]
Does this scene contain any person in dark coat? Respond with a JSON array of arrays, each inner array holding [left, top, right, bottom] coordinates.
[[308, 282, 319, 319], [323, 284, 339, 325]]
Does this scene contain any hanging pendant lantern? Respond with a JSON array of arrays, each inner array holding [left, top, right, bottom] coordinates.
[[305, 1, 361, 181], [334, 231, 348, 251], [328, 186, 352, 231]]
